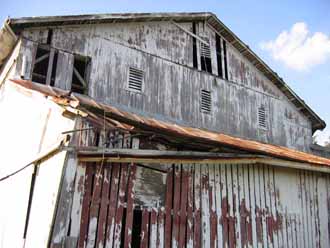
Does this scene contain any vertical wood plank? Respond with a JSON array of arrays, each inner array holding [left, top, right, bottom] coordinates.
[[194, 163, 202, 248], [46, 48, 55, 85], [239, 164, 247, 248], [157, 208, 165, 248], [113, 163, 129, 248], [150, 208, 158, 248], [325, 175, 330, 247], [294, 171, 302, 248], [140, 209, 149, 248], [220, 164, 229, 248], [264, 165, 273, 248], [172, 164, 181, 248], [268, 165, 279, 248], [86, 164, 104, 248], [259, 165, 268, 248], [186, 164, 194, 248], [292, 214, 298, 248], [96, 165, 111, 248], [201, 164, 211, 248], [226, 164, 235, 248], [312, 172, 320, 248], [105, 164, 120, 248], [253, 165, 263, 248], [318, 175, 330, 248], [273, 167, 284, 248], [243, 165, 253, 248], [298, 171, 306, 248], [308, 171, 315, 247], [178, 166, 189, 248], [248, 165, 258, 248], [232, 164, 241, 248], [209, 164, 218, 248], [70, 164, 86, 238], [123, 163, 137, 248], [54, 51, 74, 90], [214, 163, 223, 248], [78, 165, 94, 248], [164, 165, 173, 248]]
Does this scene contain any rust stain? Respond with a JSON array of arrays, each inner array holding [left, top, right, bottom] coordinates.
[[221, 197, 229, 247], [240, 199, 253, 246], [266, 212, 282, 244]]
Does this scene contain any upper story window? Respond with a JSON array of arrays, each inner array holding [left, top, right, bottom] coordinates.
[[200, 37, 212, 73], [30, 43, 90, 94], [71, 54, 90, 94], [200, 89, 212, 114], [31, 44, 58, 86], [222, 39, 228, 80], [128, 67, 144, 92]]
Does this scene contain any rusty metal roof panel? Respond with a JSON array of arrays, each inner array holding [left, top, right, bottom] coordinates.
[[9, 79, 330, 167]]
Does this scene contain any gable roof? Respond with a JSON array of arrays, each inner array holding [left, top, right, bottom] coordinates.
[[7, 12, 326, 132], [9, 78, 330, 169]]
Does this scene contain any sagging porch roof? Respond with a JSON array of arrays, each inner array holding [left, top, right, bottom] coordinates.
[[9, 78, 330, 168], [7, 12, 326, 132]]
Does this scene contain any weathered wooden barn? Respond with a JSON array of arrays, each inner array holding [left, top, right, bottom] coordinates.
[[0, 12, 330, 248]]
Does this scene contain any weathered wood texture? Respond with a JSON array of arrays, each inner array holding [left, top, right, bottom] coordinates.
[[19, 19, 313, 152], [67, 159, 330, 248], [0, 78, 75, 248]]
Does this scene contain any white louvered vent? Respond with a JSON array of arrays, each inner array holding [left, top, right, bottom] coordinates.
[[128, 67, 144, 92], [258, 105, 267, 129], [200, 38, 211, 58], [201, 89, 212, 114]]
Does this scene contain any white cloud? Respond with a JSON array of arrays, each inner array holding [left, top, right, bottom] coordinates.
[[314, 129, 330, 146], [260, 22, 330, 71]]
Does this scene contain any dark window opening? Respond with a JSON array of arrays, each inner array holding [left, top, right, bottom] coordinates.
[[71, 55, 90, 94], [120, 208, 127, 248], [131, 209, 143, 247], [223, 40, 228, 80], [32, 46, 50, 85], [200, 38, 212, 73], [216, 34, 223, 78], [192, 22, 198, 69], [201, 89, 212, 114], [46, 29, 53, 45], [50, 51, 58, 87], [32, 45, 58, 86]]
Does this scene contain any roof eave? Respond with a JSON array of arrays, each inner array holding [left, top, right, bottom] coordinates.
[[8, 12, 212, 30]]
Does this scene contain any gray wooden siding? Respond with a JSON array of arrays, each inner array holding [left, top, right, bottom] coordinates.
[[19, 21, 313, 151]]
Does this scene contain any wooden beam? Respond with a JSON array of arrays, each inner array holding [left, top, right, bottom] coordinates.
[[34, 53, 49, 65], [171, 21, 209, 46], [73, 66, 87, 88], [67, 147, 330, 173], [46, 48, 55, 85], [71, 147, 262, 159]]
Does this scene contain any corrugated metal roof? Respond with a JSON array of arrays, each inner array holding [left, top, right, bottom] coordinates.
[[7, 12, 326, 132], [9, 79, 330, 167]]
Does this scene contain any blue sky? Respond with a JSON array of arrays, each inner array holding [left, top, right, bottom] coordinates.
[[1, 0, 329, 143]]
